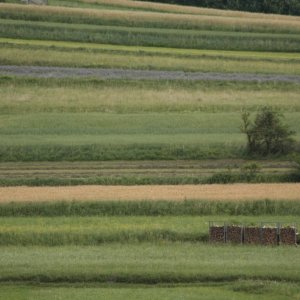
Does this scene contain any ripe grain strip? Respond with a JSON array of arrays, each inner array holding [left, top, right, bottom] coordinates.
[[0, 184, 300, 203]]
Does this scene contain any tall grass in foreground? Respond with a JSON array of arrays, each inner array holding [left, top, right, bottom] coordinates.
[[1, 199, 300, 216], [1, 281, 299, 300], [0, 244, 299, 283], [1, 19, 299, 52]]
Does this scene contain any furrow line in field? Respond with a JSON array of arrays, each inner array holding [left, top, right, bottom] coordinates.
[[1, 65, 300, 82]]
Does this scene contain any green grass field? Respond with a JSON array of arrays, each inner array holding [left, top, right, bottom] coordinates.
[[0, 2, 299, 298], [1, 244, 300, 283], [1, 199, 300, 217], [0, 77, 299, 162], [0, 215, 298, 245]]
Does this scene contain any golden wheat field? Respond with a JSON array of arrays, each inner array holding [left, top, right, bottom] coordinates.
[[0, 183, 300, 203]]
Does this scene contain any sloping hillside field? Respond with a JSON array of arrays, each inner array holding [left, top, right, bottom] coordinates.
[[0, 0, 300, 299]]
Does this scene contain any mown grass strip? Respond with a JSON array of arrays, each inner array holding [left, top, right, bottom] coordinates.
[[1, 43, 299, 74], [1, 19, 299, 52]]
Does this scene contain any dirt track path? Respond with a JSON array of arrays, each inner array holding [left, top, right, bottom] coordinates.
[[1, 65, 300, 82], [1, 183, 300, 203]]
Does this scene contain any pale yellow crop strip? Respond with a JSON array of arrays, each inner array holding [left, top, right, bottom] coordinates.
[[2, 37, 300, 60], [1, 3, 300, 33], [0, 184, 300, 203]]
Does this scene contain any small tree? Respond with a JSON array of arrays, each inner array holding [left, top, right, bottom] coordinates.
[[241, 107, 295, 156]]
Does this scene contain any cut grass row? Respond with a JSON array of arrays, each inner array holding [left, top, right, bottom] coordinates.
[[1, 160, 296, 186], [0, 215, 298, 245], [0, 162, 299, 186], [0, 160, 297, 186], [1, 3, 300, 34], [1, 77, 300, 114], [1, 42, 300, 74], [1, 19, 299, 52], [1, 244, 300, 283], [1, 281, 300, 300]]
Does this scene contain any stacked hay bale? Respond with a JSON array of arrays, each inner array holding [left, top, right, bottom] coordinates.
[[209, 224, 226, 243], [209, 222, 297, 246], [261, 226, 278, 246], [280, 226, 297, 245], [244, 226, 261, 245], [226, 225, 243, 244]]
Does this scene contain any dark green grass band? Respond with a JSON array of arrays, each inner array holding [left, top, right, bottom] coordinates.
[[0, 144, 243, 161], [1, 199, 300, 217], [0, 172, 299, 187], [1, 19, 299, 52]]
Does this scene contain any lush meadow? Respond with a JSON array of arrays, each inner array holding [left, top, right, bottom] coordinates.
[[0, 77, 300, 163], [0, 243, 300, 284]]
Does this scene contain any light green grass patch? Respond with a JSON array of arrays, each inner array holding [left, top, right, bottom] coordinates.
[[0, 215, 298, 245], [0, 244, 300, 283], [1, 78, 300, 114], [0, 112, 299, 138]]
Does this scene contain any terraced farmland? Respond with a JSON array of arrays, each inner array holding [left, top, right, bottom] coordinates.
[[0, 0, 300, 299]]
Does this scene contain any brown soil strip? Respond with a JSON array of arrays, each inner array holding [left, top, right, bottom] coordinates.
[[0, 183, 300, 203]]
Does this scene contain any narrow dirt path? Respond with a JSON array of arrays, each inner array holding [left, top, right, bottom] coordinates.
[[1, 183, 300, 203], [1, 65, 300, 82]]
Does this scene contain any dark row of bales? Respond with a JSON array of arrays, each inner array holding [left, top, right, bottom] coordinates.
[[209, 222, 298, 246]]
